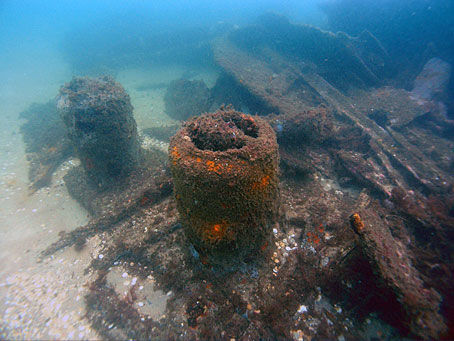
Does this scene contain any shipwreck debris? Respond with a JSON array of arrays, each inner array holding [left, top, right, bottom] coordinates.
[[19, 101, 73, 192], [58, 76, 142, 189], [164, 79, 212, 121], [33, 12, 454, 340], [41, 170, 172, 257], [213, 13, 454, 197], [169, 107, 279, 263], [349, 202, 446, 338], [208, 14, 453, 338], [228, 13, 388, 92], [210, 72, 278, 116]]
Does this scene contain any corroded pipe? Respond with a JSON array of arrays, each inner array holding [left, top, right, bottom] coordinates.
[[169, 107, 279, 260]]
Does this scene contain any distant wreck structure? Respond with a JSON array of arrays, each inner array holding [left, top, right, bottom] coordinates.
[[223, 13, 389, 97], [164, 79, 213, 121], [58, 76, 142, 188]]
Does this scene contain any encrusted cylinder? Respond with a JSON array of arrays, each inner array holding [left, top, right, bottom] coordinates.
[[169, 108, 279, 258], [58, 76, 141, 187]]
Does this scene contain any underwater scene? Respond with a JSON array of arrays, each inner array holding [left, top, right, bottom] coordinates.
[[1, 0, 454, 339]]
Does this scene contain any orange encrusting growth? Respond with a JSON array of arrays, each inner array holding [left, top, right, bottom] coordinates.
[[171, 146, 181, 165], [251, 175, 271, 190], [307, 231, 321, 245], [306, 223, 325, 246], [173, 144, 240, 176], [204, 159, 236, 175], [206, 160, 222, 174], [241, 114, 255, 124], [202, 221, 229, 243], [350, 213, 365, 233]]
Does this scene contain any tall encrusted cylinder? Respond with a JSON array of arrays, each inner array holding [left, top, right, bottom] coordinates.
[[57, 76, 141, 188], [169, 108, 279, 259]]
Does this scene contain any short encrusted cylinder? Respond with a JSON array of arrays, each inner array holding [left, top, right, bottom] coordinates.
[[169, 108, 279, 258], [58, 76, 141, 188]]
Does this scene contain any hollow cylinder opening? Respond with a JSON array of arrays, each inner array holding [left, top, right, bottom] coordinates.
[[187, 111, 259, 152]]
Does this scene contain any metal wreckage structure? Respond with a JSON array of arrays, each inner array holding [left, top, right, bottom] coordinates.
[[20, 13, 454, 340]]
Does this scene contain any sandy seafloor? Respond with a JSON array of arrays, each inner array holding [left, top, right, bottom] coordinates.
[[0, 48, 218, 339]]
